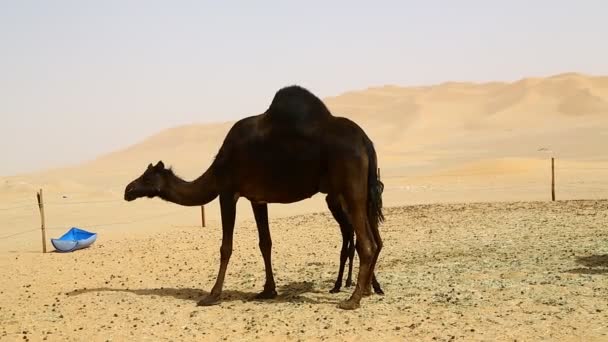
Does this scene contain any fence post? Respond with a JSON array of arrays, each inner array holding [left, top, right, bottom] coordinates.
[[551, 157, 555, 201], [201, 205, 206, 228], [37, 189, 47, 253]]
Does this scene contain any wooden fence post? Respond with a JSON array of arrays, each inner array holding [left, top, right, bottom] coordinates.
[[551, 157, 555, 201], [37, 189, 47, 253], [201, 205, 206, 228]]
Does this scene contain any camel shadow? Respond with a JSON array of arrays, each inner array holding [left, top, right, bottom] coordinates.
[[67, 281, 340, 305], [566, 254, 608, 275]]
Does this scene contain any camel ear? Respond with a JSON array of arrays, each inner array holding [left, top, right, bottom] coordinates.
[[155, 161, 165, 169], [147, 163, 153, 169]]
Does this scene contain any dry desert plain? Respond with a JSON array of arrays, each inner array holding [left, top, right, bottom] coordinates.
[[1, 72, 608, 341]]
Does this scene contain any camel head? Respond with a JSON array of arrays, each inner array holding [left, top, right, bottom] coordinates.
[[124, 161, 169, 201]]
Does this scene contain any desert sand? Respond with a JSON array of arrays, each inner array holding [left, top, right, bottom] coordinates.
[[1, 72, 608, 341], [1, 200, 607, 341]]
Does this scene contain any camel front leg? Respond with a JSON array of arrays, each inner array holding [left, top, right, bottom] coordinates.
[[197, 193, 237, 306], [251, 202, 277, 299]]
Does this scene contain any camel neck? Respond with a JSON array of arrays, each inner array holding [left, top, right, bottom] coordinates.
[[160, 168, 219, 206]]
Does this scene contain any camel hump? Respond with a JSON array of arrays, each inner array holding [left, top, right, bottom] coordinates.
[[266, 85, 333, 125]]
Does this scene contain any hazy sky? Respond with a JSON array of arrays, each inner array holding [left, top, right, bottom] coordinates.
[[1, 0, 607, 175]]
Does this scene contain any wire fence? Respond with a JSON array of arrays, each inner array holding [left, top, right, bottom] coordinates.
[[1, 162, 607, 242], [0, 204, 187, 240], [0, 203, 37, 211]]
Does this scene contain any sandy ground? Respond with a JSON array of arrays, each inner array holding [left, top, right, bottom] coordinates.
[[2, 72, 608, 341], [1, 199, 607, 341]]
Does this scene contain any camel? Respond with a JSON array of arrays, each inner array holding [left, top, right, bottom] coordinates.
[[124, 85, 385, 310]]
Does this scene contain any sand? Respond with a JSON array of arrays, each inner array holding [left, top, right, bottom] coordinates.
[[1, 200, 607, 341], [1, 72, 608, 341]]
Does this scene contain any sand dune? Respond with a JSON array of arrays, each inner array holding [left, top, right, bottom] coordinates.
[[107, 72, 606, 173], [1, 72, 606, 222], [2, 72, 607, 244]]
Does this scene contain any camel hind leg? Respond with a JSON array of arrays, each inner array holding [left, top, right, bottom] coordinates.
[[357, 220, 382, 297], [327, 194, 381, 294], [368, 219, 384, 295], [337, 188, 377, 310], [326, 195, 355, 293], [359, 210, 384, 295], [345, 233, 355, 288]]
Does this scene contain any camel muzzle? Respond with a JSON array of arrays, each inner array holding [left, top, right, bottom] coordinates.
[[124, 186, 136, 201]]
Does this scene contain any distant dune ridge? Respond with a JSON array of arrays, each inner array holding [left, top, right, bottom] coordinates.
[[84, 72, 607, 167], [1, 72, 607, 239], [1, 73, 607, 339]]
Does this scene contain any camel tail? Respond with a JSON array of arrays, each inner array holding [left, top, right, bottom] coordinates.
[[364, 134, 385, 231]]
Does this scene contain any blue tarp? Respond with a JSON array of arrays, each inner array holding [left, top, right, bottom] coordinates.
[[51, 227, 97, 252]]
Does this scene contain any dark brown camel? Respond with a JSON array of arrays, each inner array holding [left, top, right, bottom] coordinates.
[[124, 85, 385, 310]]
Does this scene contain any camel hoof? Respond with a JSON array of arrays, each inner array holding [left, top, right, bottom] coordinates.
[[329, 287, 341, 294], [338, 299, 360, 310], [373, 286, 385, 295], [254, 289, 277, 300], [345, 279, 353, 288], [196, 295, 220, 306]]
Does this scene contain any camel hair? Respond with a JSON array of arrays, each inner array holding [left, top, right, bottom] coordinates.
[[124, 85, 385, 310]]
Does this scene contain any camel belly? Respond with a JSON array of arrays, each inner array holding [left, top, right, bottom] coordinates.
[[235, 137, 324, 203], [238, 163, 323, 203]]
